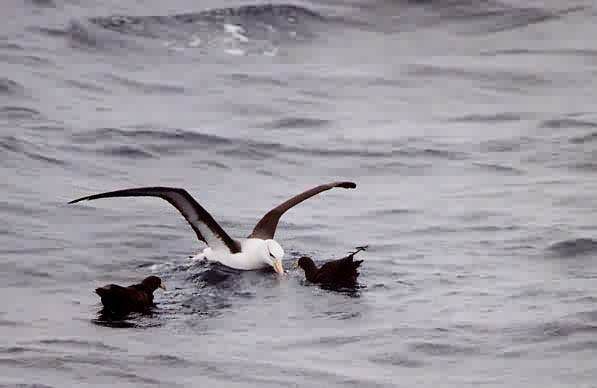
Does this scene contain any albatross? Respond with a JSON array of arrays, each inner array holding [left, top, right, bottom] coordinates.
[[69, 181, 356, 274]]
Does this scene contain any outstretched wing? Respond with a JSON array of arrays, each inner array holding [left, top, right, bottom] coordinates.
[[69, 187, 241, 253], [249, 181, 357, 240]]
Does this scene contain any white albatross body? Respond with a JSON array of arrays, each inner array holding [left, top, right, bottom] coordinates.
[[68, 181, 356, 274], [198, 238, 284, 272]]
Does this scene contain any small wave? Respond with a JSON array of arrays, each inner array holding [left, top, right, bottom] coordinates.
[[548, 238, 597, 257], [570, 131, 597, 144], [481, 48, 597, 58], [370, 352, 424, 368], [26, 0, 56, 7], [0, 106, 41, 120], [265, 116, 332, 130], [512, 320, 597, 344], [99, 145, 155, 159], [63, 21, 136, 51], [90, 4, 326, 40], [99, 370, 163, 386], [35, 338, 122, 352], [72, 127, 232, 145], [473, 162, 524, 175], [70, 127, 232, 158], [0, 78, 25, 96], [145, 354, 194, 367], [408, 341, 479, 356], [408, 64, 550, 90], [0, 135, 66, 166], [480, 137, 533, 153], [103, 74, 187, 95], [447, 112, 526, 124], [541, 118, 597, 130]]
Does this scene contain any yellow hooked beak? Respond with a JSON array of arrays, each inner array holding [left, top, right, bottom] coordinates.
[[292, 260, 299, 269], [159, 282, 167, 291], [272, 258, 285, 275]]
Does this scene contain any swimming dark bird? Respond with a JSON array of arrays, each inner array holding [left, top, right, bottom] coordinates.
[[296, 246, 367, 289], [69, 181, 356, 274], [95, 275, 166, 316]]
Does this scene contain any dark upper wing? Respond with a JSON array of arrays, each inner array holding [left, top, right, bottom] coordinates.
[[249, 181, 356, 239], [69, 187, 241, 253]]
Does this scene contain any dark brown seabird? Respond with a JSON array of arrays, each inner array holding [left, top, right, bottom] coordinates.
[[69, 181, 357, 274], [95, 275, 166, 316], [296, 246, 367, 289]]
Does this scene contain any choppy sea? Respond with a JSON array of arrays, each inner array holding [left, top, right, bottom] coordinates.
[[1, 1, 597, 387]]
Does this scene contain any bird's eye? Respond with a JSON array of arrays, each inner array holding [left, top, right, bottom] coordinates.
[[269, 252, 275, 258]]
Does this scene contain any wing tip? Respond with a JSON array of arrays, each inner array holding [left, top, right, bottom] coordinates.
[[336, 181, 357, 189], [68, 197, 85, 204]]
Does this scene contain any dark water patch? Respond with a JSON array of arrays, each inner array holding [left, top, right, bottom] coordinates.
[[99, 144, 155, 159], [92, 310, 164, 329], [100, 370, 164, 386], [264, 116, 332, 130], [482, 48, 597, 58], [0, 135, 66, 166], [35, 339, 122, 352], [63, 21, 137, 51], [0, 53, 54, 68], [480, 5, 584, 33], [399, 146, 469, 161], [408, 64, 550, 90], [570, 131, 597, 144], [228, 73, 289, 87], [26, 0, 56, 7], [569, 162, 597, 173], [145, 354, 194, 367], [510, 320, 597, 344], [64, 79, 111, 94], [71, 127, 232, 147], [0, 78, 25, 96], [418, 2, 585, 34], [548, 238, 597, 257], [370, 352, 424, 368], [103, 74, 187, 95], [0, 319, 20, 328], [0, 384, 55, 388], [446, 112, 526, 124], [479, 137, 534, 153], [554, 339, 597, 352], [0, 42, 23, 50], [0, 346, 29, 354], [473, 162, 524, 175], [92, 4, 325, 29], [541, 118, 597, 130], [408, 341, 480, 356], [365, 208, 417, 217], [0, 106, 41, 120], [89, 4, 327, 42]]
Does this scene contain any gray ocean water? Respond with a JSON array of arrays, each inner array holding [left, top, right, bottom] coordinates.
[[2, 0, 597, 387]]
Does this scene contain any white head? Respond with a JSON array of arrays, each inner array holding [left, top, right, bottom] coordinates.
[[265, 239, 285, 274]]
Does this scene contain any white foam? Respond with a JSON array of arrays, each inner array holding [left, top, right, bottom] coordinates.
[[225, 48, 245, 56], [188, 35, 202, 47], [263, 47, 278, 57], [224, 23, 249, 43]]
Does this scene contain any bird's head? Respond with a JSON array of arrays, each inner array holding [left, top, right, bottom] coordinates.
[[141, 276, 166, 292], [265, 239, 285, 274], [296, 256, 317, 272]]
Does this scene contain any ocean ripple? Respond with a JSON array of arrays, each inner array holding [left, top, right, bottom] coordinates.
[[548, 238, 597, 257]]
